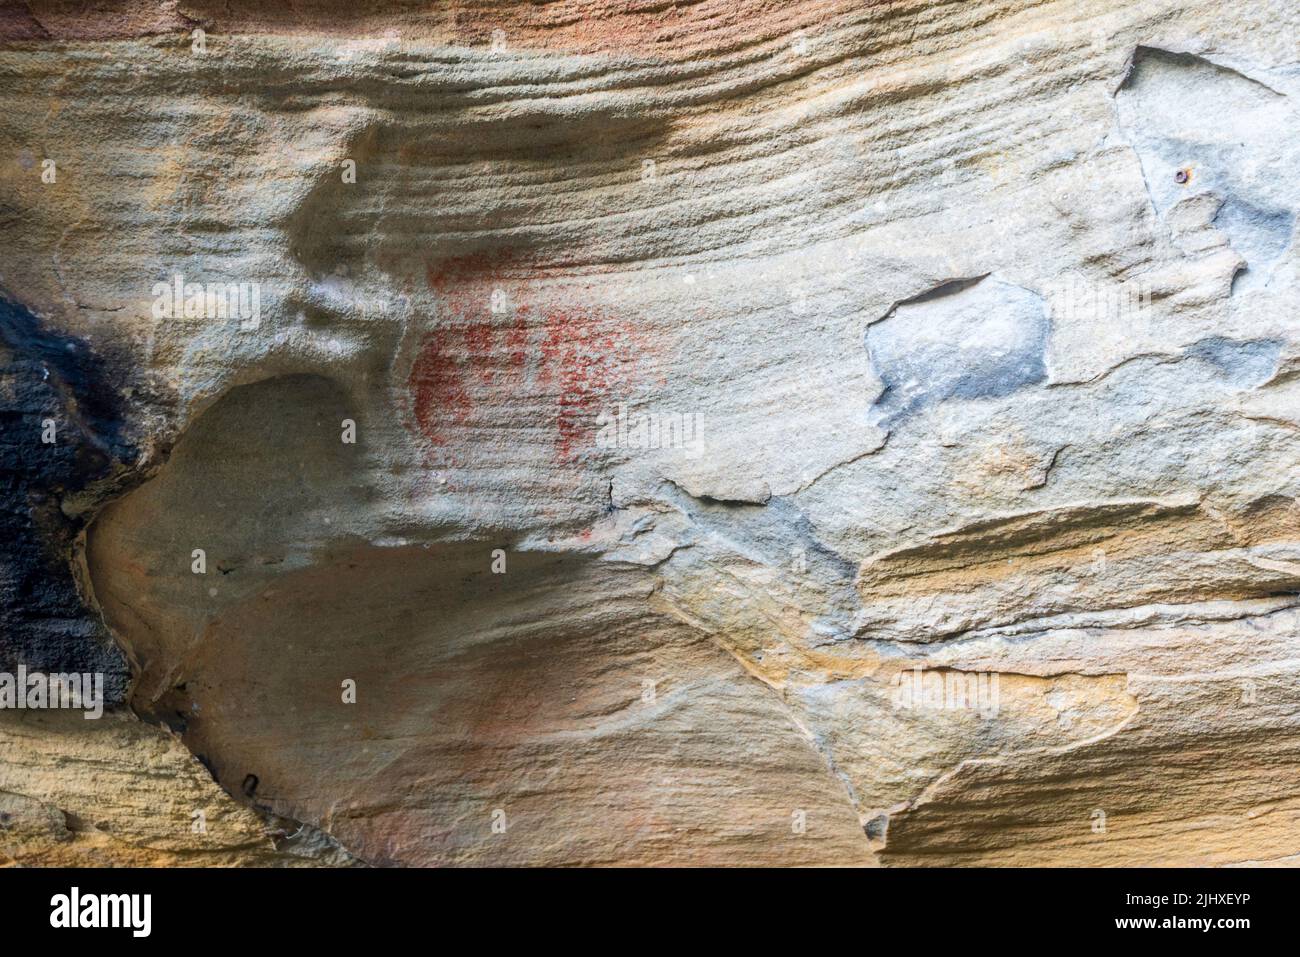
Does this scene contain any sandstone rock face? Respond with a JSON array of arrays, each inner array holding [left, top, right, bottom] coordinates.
[[1, 1, 1299, 866]]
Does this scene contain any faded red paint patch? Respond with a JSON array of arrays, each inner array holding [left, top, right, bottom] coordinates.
[[408, 246, 652, 465], [541, 307, 638, 462], [407, 267, 645, 465], [408, 311, 534, 451], [409, 327, 472, 447], [407, 250, 522, 458]]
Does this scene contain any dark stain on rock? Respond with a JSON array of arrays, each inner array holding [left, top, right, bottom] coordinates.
[[1186, 337, 1282, 388], [0, 295, 137, 706]]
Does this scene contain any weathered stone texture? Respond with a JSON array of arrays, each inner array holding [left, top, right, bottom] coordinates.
[[1, 0, 1298, 865]]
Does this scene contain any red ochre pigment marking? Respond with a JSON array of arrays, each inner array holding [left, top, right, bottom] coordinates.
[[408, 250, 523, 452], [409, 250, 644, 463], [541, 307, 639, 463], [409, 304, 642, 463], [503, 314, 529, 370], [409, 327, 472, 448]]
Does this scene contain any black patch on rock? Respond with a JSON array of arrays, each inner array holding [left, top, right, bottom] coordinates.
[[0, 295, 136, 706]]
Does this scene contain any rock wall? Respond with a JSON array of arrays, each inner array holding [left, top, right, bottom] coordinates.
[[1, 0, 1298, 866]]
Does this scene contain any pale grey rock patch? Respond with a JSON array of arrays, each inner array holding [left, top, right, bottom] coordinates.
[[1116, 46, 1297, 292], [864, 276, 1050, 428]]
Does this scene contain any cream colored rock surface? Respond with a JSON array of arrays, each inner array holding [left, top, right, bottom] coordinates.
[[1, 0, 1299, 865], [0, 710, 356, 866]]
